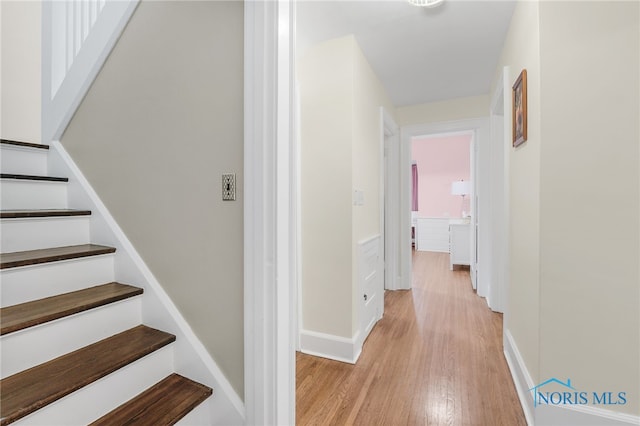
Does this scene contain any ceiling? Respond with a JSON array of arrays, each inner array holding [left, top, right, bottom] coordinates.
[[296, 0, 516, 107]]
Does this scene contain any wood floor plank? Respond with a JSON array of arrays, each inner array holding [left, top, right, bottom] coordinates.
[[0, 244, 115, 269], [296, 251, 526, 426], [0, 283, 143, 335], [89, 373, 212, 426], [0, 325, 175, 425]]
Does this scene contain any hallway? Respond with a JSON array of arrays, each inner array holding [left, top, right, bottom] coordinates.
[[296, 251, 526, 425]]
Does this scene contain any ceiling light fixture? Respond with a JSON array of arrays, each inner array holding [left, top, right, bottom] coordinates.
[[408, 0, 444, 8]]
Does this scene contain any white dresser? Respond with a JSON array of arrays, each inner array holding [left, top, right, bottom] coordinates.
[[449, 221, 470, 270]]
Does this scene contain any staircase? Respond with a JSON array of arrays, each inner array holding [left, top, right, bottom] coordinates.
[[0, 139, 213, 425]]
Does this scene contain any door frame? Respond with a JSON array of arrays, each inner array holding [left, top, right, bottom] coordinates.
[[382, 107, 400, 291], [243, 1, 296, 424], [488, 66, 511, 315], [400, 119, 489, 292]]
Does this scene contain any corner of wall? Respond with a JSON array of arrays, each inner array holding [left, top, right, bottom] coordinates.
[[0, 0, 42, 143]]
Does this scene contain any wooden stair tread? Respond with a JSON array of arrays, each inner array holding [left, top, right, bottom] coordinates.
[[90, 374, 212, 426], [0, 244, 116, 269], [0, 209, 91, 219], [0, 140, 49, 150], [0, 325, 176, 425], [0, 173, 68, 183], [0, 283, 143, 335]]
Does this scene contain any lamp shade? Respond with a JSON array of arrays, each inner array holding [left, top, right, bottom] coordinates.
[[451, 180, 470, 196]]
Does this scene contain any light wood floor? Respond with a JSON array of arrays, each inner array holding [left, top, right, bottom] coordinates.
[[296, 251, 526, 426]]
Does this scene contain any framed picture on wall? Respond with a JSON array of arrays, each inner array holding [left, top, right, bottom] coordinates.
[[512, 69, 527, 147]]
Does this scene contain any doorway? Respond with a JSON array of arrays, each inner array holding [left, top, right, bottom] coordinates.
[[400, 119, 488, 298], [410, 131, 474, 280]]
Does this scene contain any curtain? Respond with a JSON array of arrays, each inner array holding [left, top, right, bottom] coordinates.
[[411, 163, 419, 212]]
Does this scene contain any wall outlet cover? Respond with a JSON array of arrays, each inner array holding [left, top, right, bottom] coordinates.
[[222, 173, 236, 201]]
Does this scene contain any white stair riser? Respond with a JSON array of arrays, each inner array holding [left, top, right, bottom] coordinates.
[[1, 298, 142, 379], [1, 180, 68, 210], [176, 399, 213, 425], [1, 217, 91, 252], [0, 146, 49, 176], [15, 345, 174, 425], [0, 255, 115, 307]]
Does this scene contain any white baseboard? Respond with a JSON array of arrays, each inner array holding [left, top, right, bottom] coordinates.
[[504, 329, 639, 426], [535, 403, 640, 426], [300, 329, 361, 364], [504, 329, 536, 425]]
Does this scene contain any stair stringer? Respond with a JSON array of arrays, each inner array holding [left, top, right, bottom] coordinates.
[[48, 140, 245, 425]]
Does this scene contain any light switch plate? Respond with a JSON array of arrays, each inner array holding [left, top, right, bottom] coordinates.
[[353, 189, 364, 206], [222, 173, 236, 201]]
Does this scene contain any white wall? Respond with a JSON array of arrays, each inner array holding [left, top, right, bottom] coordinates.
[[60, 0, 245, 397], [298, 36, 354, 339], [351, 40, 395, 335], [396, 95, 489, 127], [496, 0, 640, 419], [298, 34, 395, 350], [0, 1, 41, 143], [538, 0, 639, 415], [492, 0, 542, 384]]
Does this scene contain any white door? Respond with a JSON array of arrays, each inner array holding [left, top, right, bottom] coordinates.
[[360, 236, 382, 341]]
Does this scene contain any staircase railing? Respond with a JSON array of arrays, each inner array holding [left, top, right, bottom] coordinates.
[[42, 0, 139, 143]]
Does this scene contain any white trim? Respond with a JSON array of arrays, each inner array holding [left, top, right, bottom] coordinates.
[[382, 108, 401, 291], [244, 1, 295, 425], [299, 329, 362, 365], [487, 66, 510, 314], [398, 124, 413, 290], [503, 329, 639, 426], [503, 329, 535, 425], [379, 108, 386, 293], [243, 2, 276, 424], [48, 141, 245, 424], [294, 82, 302, 353], [501, 66, 512, 323], [470, 131, 477, 290], [276, 1, 296, 423], [537, 403, 640, 426]]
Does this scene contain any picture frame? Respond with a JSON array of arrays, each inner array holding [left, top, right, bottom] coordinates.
[[512, 69, 527, 147]]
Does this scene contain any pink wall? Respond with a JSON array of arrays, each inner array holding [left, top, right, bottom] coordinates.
[[412, 134, 471, 218]]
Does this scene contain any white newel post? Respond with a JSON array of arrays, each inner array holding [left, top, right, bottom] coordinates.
[[41, 0, 139, 143]]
